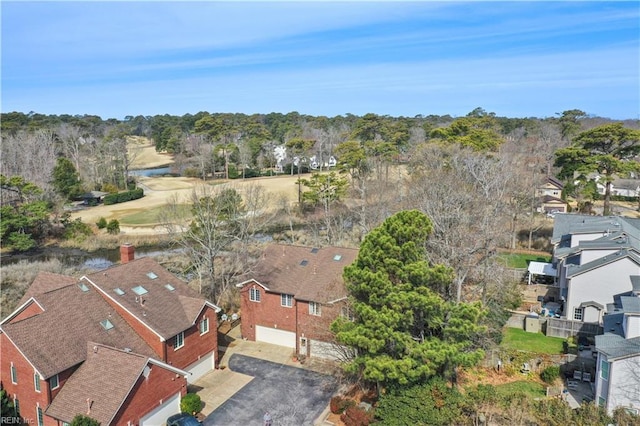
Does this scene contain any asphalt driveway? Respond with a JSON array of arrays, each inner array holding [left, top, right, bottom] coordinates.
[[202, 354, 338, 426]]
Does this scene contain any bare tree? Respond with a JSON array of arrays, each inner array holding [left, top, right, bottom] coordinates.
[[1, 130, 57, 193]]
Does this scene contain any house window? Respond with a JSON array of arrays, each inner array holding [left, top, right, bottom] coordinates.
[[10, 363, 17, 384], [600, 359, 609, 380], [37, 406, 44, 426], [50, 373, 59, 390], [309, 302, 321, 316], [14, 397, 19, 416], [200, 317, 209, 335], [573, 308, 583, 321], [341, 306, 355, 321], [250, 287, 261, 302], [34, 372, 41, 392], [174, 332, 184, 350], [281, 294, 293, 307], [598, 397, 606, 407]]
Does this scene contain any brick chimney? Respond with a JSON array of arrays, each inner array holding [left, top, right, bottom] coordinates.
[[120, 243, 135, 264]]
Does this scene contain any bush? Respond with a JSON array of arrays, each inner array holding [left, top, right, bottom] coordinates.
[[181, 393, 202, 414], [96, 217, 107, 229], [106, 219, 120, 235], [183, 167, 200, 178], [64, 219, 93, 241], [341, 406, 372, 426], [540, 365, 561, 384], [103, 188, 144, 205], [330, 396, 356, 414]]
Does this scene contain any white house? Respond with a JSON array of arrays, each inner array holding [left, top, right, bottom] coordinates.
[[594, 282, 640, 415]]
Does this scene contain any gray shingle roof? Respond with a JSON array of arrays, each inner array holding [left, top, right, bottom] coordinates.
[[620, 296, 640, 314], [241, 244, 358, 304], [565, 249, 640, 278], [595, 333, 640, 360], [1, 284, 156, 378]]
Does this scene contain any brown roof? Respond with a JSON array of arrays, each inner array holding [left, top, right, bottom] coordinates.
[[245, 244, 358, 303], [18, 271, 77, 305], [1, 284, 156, 379], [85, 257, 209, 339], [46, 343, 151, 425]]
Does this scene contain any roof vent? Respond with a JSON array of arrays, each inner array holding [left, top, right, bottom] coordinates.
[[124, 347, 132, 353], [300, 260, 308, 267], [311, 247, 319, 254]]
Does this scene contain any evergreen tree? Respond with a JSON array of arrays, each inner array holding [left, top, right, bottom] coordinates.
[[331, 210, 486, 388]]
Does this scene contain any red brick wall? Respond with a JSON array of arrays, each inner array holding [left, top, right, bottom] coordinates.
[[0, 333, 54, 425], [7, 302, 44, 323], [297, 300, 343, 342], [93, 291, 164, 359], [112, 362, 187, 426], [239, 283, 297, 341], [165, 306, 218, 370]]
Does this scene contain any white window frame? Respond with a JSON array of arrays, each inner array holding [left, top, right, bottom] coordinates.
[[281, 294, 293, 307], [50, 373, 59, 390], [174, 332, 184, 350], [309, 302, 321, 316], [200, 317, 209, 335], [34, 372, 41, 392], [573, 308, 583, 321], [37, 405, 44, 426], [250, 287, 261, 302], [600, 359, 609, 380], [10, 363, 17, 384]]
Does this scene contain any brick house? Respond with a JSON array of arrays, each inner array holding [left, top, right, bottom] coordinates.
[[236, 244, 358, 360], [0, 245, 219, 426]]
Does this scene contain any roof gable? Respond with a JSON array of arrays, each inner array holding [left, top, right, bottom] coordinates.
[[566, 249, 640, 278], [85, 257, 209, 339], [242, 244, 358, 303], [18, 271, 77, 305]]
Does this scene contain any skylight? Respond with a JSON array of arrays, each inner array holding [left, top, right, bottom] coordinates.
[[146, 272, 158, 280], [78, 283, 90, 292], [333, 254, 342, 261], [100, 319, 114, 330], [311, 247, 319, 254], [114, 288, 125, 296], [300, 260, 309, 266], [165, 284, 175, 292], [132, 285, 148, 295]]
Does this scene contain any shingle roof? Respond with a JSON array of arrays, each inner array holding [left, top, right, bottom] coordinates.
[[595, 333, 640, 360], [243, 244, 358, 304], [45, 343, 151, 425], [1, 284, 156, 378], [18, 271, 77, 305], [565, 249, 640, 278], [84, 257, 209, 339], [620, 296, 640, 314], [551, 215, 640, 248]]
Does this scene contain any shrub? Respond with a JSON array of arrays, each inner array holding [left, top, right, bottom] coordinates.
[[183, 167, 199, 178], [106, 219, 120, 235], [330, 396, 356, 414], [103, 188, 144, 205], [64, 219, 93, 241], [340, 406, 372, 426], [540, 365, 561, 384], [96, 217, 107, 229], [181, 393, 202, 414]]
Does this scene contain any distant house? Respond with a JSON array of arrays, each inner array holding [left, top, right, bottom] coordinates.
[[0, 245, 219, 426], [594, 281, 640, 415], [538, 177, 568, 214], [537, 176, 564, 198], [81, 191, 108, 205], [236, 244, 358, 360]]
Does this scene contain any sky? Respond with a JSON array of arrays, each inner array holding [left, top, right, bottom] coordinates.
[[1, 1, 639, 120]]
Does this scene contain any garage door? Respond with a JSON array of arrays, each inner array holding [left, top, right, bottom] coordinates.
[[140, 392, 180, 426], [186, 351, 214, 384], [310, 339, 347, 361], [256, 326, 296, 348]]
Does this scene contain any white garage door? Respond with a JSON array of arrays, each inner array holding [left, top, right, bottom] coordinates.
[[256, 326, 296, 348], [310, 339, 347, 361], [140, 392, 180, 426], [186, 352, 214, 384]]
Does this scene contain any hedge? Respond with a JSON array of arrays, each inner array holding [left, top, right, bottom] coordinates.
[[103, 188, 144, 205]]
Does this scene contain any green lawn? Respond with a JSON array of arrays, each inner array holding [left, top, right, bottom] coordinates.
[[501, 327, 565, 354], [495, 380, 546, 399], [498, 252, 551, 269], [119, 204, 191, 225]]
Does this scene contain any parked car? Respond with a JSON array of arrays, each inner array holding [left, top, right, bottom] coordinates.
[[167, 413, 201, 426]]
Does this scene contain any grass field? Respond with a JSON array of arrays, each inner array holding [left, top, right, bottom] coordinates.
[[501, 327, 565, 354], [498, 252, 552, 268], [119, 204, 191, 225], [494, 380, 547, 398]]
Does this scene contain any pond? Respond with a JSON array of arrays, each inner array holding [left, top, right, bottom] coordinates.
[[129, 166, 174, 177]]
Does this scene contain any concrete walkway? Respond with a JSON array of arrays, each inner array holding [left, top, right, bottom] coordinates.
[[192, 325, 340, 420]]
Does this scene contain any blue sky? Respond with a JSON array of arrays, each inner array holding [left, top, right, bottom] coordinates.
[[2, 1, 638, 120]]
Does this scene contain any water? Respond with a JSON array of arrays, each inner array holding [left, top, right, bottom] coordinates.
[[129, 166, 173, 177]]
